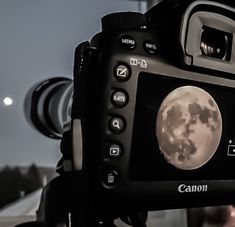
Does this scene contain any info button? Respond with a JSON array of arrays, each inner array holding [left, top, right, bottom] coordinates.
[[144, 40, 158, 54], [228, 145, 235, 156]]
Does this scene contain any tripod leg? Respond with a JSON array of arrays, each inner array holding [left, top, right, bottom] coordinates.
[[120, 212, 148, 227], [129, 212, 148, 227], [36, 176, 70, 227], [99, 219, 117, 227]]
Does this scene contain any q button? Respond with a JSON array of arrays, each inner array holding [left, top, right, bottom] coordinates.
[[109, 117, 125, 133]]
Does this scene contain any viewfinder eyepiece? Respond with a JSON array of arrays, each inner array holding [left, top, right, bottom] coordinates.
[[200, 26, 232, 61]]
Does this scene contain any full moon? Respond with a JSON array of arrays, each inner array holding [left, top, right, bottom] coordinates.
[[156, 86, 222, 170]]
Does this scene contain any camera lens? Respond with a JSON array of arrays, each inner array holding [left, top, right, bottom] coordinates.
[[200, 27, 231, 61], [24, 78, 73, 139]]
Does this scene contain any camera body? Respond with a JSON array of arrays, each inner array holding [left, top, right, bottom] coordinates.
[[68, 0, 235, 211]]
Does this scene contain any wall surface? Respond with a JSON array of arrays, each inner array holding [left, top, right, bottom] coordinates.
[[0, 0, 142, 167]]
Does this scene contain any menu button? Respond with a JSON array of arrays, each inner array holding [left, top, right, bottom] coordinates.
[[120, 35, 136, 49]]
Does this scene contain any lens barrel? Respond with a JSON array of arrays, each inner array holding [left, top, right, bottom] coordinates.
[[25, 78, 73, 139]]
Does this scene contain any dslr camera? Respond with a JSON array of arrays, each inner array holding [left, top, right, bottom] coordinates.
[[61, 0, 235, 213]]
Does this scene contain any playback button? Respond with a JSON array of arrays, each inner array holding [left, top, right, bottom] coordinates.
[[107, 144, 122, 158], [114, 64, 131, 81], [228, 145, 235, 156]]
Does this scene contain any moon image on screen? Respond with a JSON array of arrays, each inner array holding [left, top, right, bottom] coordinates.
[[156, 86, 222, 170]]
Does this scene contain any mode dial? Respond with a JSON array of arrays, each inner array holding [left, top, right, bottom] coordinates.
[[102, 12, 147, 32]]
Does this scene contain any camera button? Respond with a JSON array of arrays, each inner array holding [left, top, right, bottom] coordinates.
[[104, 171, 119, 186], [228, 145, 235, 156], [114, 64, 131, 81], [109, 117, 125, 133], [144, 41, 158, 54], [112, 91, 128, 107], [120, 35, 136, 50], [107, 144, 122, 158]]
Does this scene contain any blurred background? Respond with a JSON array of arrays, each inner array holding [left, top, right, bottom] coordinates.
[[0, 0, 145, 225], [0, 0, 234, 226], [0, 0, 146, 168]]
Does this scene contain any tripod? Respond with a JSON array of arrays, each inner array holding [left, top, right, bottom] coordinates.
[[16, 175, 148, 227]]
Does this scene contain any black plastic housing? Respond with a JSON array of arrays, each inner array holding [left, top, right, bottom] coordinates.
[[71, 0, 235, 212]]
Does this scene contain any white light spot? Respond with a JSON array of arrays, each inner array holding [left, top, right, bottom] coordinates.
[[169, 137, 174, 143], [229, 140, 233, 144], [3, 97, 13, 106], [231, 210, 235, 217]]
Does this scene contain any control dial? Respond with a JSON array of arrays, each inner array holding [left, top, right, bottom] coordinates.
[[102, 12, 147, 32]]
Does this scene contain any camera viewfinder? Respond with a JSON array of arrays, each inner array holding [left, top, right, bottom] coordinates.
[[200, 26, 232, 61]]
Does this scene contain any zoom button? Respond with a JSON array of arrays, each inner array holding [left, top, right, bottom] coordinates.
[[112, 91, 128, 107], [109, 117, 125, 133]]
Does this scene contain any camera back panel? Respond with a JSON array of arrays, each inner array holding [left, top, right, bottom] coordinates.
[[76, 0, 235, 211]]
